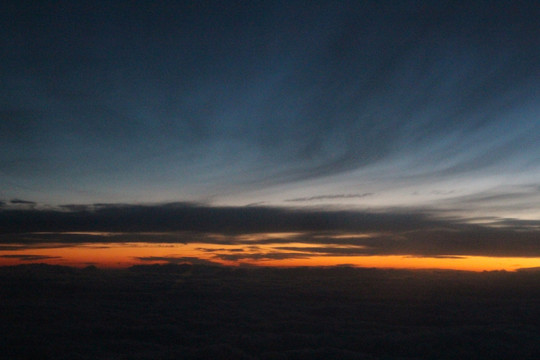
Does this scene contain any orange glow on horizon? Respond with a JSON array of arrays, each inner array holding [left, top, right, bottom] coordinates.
[[1, 242, 539, 272]]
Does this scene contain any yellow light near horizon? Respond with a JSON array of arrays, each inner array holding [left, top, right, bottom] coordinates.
[[250, 255, 540, 272], [1, 242, 540, 272]]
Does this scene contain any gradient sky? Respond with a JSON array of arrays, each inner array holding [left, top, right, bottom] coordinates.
[[1, 1, 539, 269]]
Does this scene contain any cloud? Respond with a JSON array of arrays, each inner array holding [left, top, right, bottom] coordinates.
[[0, 202, 443, 234], [135, 256, 222, 266], [58, 204, 94, 212], [0, 239, 85, 251], [197, 248, 244, 253], [274, 246, 370, 256], [285, 193, 374, 202], [1, 1, 538, 206], [439, 186, 540, 210], [10, 199, 36, 205], [2, 202, 540, 258], [212, 252, 311, 261], [0, 254, 61, 261]]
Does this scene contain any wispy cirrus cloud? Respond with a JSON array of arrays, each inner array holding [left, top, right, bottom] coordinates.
[[1, 1, 538, 207]]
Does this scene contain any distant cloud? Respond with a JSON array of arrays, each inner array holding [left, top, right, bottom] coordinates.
[[405, 255, 467, 259], [197, 248, 244, 253], [274, 246, 370, 256], [2, 202, 540, 258], [213, 252, 311, 261], [285, 193, 374, 202], [245, 202, 266, 207], [0, 202, 442, 234], [10, 199, 36, 205], [442, 186, 540, 206], [0, 254, 61, 261], [58, 204, 94, 212], [135, 256, 222, 266]]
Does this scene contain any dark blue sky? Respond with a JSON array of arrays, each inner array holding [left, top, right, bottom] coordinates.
[[1, 0, 539, 221]]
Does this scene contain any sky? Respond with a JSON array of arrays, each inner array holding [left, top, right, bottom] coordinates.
[[1, 0, 539, 269]]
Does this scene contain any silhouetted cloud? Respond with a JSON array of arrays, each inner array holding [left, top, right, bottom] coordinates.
[[8, 199, 37, 209], [135, 256, 222, 266], [197, 248, 244, 253], [2, 202, 540, 257], [0, 202, 442, 234], [10, 201, 480, 234], [58, 204, 94, 212], [213, 252, 311, 261], [10, 199, 36, 205], [274, 246, 371, 256], [405, 255, 467, 259], [0, 254, 61, 261]]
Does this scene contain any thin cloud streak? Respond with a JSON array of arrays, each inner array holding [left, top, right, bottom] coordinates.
[[285, 193, 374, 202], [0, 254, 61, 261], [135, 256, 223, 266]]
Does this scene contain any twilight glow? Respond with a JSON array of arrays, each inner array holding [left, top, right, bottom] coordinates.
[[1, 1, 539, 271]]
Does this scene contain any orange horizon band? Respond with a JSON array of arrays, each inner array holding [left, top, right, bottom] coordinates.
[[1, 242, 539, 272]]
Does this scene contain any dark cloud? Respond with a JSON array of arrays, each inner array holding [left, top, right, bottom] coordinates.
[[2, 202, 540, 257], [197, 248, 244, 253], [0, 236, 89, 250], [274, 246, 371, 256], [58, 204, 94, 212], [10, 199, 36, 205], [213, 252, 311, 261], [135, 256, 222, 266], [405, 255, 467, 259], [0, 254, 61, 261], [310, 229, 540, 258], [0, 202, 444, 234]]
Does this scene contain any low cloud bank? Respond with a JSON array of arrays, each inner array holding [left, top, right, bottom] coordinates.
[[1, 203, 540, 258]]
